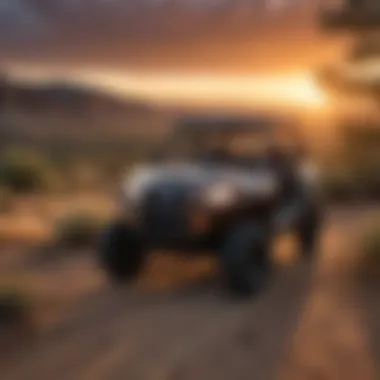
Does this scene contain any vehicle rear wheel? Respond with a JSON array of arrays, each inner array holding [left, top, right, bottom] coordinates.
[[98, 220, 145, 284], [220, 222, 272, 297]]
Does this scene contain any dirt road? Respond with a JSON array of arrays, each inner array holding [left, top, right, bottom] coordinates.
[[1, 207, 380, 380]]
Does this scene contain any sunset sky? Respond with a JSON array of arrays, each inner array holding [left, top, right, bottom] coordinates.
[[0, 0, 349, 110]]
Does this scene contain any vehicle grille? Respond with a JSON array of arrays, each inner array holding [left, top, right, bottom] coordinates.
[[140, 188, 189, 241]]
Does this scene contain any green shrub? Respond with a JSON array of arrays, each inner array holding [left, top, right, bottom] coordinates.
[[357, 221, 380, 281], [0, 148, 54, 193], [52, 210, 107, 248], [0, 285, 32, 327]]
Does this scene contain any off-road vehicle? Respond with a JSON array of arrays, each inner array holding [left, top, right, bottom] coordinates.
[[98, 114, 322, 296]]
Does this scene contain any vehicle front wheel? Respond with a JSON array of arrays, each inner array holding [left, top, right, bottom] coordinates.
[[98, 221, 145, 284], [219, 222, 272, 297]]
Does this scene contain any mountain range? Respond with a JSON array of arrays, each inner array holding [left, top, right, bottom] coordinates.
[[0, 75, 171, 145], [0, 77, 154, 116]]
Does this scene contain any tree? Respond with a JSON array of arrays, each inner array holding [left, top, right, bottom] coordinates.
[[318, 1, 380, 199], [320, 0, 380, 31], [319, 0, 380, 98]]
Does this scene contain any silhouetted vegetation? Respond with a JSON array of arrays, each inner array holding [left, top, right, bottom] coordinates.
[[0, 148, 54, 193], [321, 122, 380, 202], [340, 123, 380, 196], [52, 210, 108, 249], [319, 0, 380, 31], [0, 285, 33, 329]]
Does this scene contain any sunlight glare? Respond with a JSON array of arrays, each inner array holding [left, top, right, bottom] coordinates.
[[7, 65, 328, 110], [80, 71, 327, 109]]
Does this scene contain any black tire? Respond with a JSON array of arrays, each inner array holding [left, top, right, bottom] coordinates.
[[98, 220, 145, 284], [219, 222, 272, 297]]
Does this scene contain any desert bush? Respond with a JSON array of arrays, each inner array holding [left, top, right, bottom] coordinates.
[[0, 148, 54, 193], [52, 210, 107, 248], [323, 122, 380, 201], [63, 162, 100, 190], [357, 220, 380, 281], [319, 169, 356, 202], [341, 123, 380, 192], [0, 285, 32, 328]]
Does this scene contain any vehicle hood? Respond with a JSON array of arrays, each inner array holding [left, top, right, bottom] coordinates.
[[123, 162, 279, 201]]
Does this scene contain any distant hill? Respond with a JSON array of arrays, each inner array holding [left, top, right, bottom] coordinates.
[[0, 77, 172, 145], [1, 79, 155, 116]]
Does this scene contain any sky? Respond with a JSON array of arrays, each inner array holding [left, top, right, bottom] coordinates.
[[0, 0, 348, 110]]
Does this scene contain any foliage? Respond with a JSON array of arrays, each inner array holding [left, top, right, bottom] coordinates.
[[0, 284, 32, 327], [323, 123, 380, 201], [52, 210, 107, 248], [0, 148, 54, 193], [344, 125, 380, 195]]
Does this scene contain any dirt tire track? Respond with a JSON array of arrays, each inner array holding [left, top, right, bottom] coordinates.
[[1, 207, 379, 380], [2, 289, 217, 380], [2, 264, 315, 380]]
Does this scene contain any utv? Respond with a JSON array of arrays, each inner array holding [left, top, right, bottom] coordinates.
[[98, 114, 323, 296]]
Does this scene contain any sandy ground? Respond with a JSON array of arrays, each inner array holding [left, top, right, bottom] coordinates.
[[0, 206, 379, 380]]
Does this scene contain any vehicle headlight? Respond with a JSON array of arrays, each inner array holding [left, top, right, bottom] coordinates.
[[120, 166, 155, 207], [123, 180, 144, 206], [202, 183, 238, 208]]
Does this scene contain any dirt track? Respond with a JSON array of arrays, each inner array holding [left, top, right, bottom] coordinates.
[[1, 207, 380, 380]]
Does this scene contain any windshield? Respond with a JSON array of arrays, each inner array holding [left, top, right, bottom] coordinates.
[[154, 129, 274, 163]]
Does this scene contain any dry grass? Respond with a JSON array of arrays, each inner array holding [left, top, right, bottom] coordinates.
[[52, 210, 109, 249], [0, 192, 114, 246], [0, 108, 172, 141], [0, 215, 50, 247]]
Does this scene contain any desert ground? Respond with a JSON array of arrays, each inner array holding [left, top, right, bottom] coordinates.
[[0, 202, 379, 380]]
